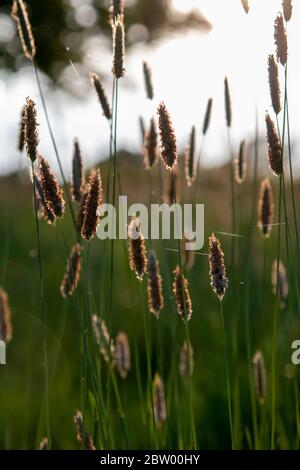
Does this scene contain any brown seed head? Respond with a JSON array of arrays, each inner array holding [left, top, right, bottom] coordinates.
[[0, 288, 13, 343], [128, 217, 148, 281], [241, 0, 249, 14], [265, 113, 282, 176], [224, 77, 232, 128], [115, 332, 131, 379], [147, 250, 164, 318], [252, 351, 267, 405], [92, 315, 115, 364], [34, 174, 56, 225], [18, 105, 26, 152], [157, 102, 178, 171], [38, 155, 65, 218], [234, 139, 247, 184], [274, 13, 288, 66], [81, 169, 102, 241], [271, 259, 289, 308], [11, 0, 36, 60], [90, 72, 111, 120], [73, 410, 96, 450], [72, 138, 84, 203], [77, 186, 88, 235], [185, 126, 196, 187], [38, 437, 48, 451], [268, 55, 282, 115], [109, 0, 125, 24], [173, 265, 193, 321], [143, 61, 154, 100], [144, 118, 158, 169], [282, 0, 292, 22], [24, 97, 39, 162], [258, 178, 274, 238], [60, 243, 82, 298], [208, 233, 228, 301], [179, 341, 194, 380], [202, 98, 213, 135], [153, 373, 167, 427], [112, 17, 125, 79]]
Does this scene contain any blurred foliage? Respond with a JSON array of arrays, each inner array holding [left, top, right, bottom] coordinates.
[[0, 0, 210, 85]]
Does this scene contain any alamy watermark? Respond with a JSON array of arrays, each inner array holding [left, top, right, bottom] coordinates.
[[96, 196, 204, 251]]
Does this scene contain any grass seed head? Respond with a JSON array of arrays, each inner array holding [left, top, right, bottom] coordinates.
[[81, 169, 102, 241], [72, 138, 84, 204], [147, 250, 164, 318], [185, 126, 196, 187], [202, 98, 213, 135], [252, 351, 267, 405], [90, 72, 111, 120], [60, 243, 82, 298], [115, 332, 131, 379], [109, 0, 125, 24], [173, 265, 193, 321], [34, 174, 56, 225], [0, 287, 13, 343], [258, 178, 274, 238], [268, 55, 282, 115], [153, 374, 167, 427], [282, 0, 292, 22], [179, 341, 194, 380], [12, 0, 36, 60], [143, 61, 154, 100], [128, 217, 148, 281], [271, 259, 289, 308], [208, 233, 228, 301], [224, 77, 232, 128], [73, 410, 96, 450], [112, 17, 125, 79], [38, 155, 65, 218], [18, 105, 26, 152], [144, 118, 158, 169], [234, 139, 247, 183], [157, 102, 178, 171], [265, 113, 283, 176], [241, 0, 249, 14], [274, 13, 288, 66], [24, 97, 39, 163]]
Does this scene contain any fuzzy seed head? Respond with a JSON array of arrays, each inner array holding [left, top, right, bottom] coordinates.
[[157, 102, 178, 171], [234, 139, 247, 184], [90, 72, 111, 120], [274, 13, 288, 66], [60, 243, 82, 298], [34, 174, 56, 225], [92, 315, 115, 364], [24, 97, 39, 162], [241, 0, 249, 14], [38, 155, 65, 218], [179, 341, 194, 380], [282, 0, 292, 22], [115, 332, 131, 379], [73, 410, 96, 450], [268, 55, 282, 115], [128, 217, 148, 281], [143, 61, 154, 100], [208, 233, 228, 301], [144, 118, 158, 169], [147, 250, 164, 318], [202, 98, 213, 135], [271, 259, 289, 308], [185, 126, 196, 187], [112, 17, 125, 79], [173, 265, 193, 321], [224, 77, 232, 128], [109, 0, 125, 23], [12, 0, 36, 60], [252, 351, 267, 405], [72, 138, 84, 203], [81, 169, 102, 241], [153, 374, 167, 427], [0, 288, 13, 343], [265, 113, 283, 176], [258, 178, 274, 238], [18, 105, 26, 152]]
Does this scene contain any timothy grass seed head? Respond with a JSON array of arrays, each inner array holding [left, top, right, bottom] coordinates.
[[112, 17, 125, 79], [208, 233, 228, 301], [115, 332, 131, 379], [265, 113, 282, 176], [90, 72, 111, 120], [274, 13, 288, 66], [268, 54, 282, 115], [38, 155, 65, 218], [60, 243, 82, 298], [144, 118, 158, 169], [157, 101, 178, 171], [24, 97, 39, 163], [12, 0, 36, 60], [153, 373, 167, 427], [81, 169, 102, 241], [173, 265, 193, 321], [72, 138, 84, 203], [147, 250, 164, 318], [252, 351, 267, 405], [185, 125, 196, 187], [128, 216, 148, 281], [258, 178, 274, 238], [0, 287, 13, 343], [143, 61, 154, 100]]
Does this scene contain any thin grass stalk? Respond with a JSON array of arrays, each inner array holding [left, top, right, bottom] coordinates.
[[32, 60, 78, 238], [31, 161, 50, 447], [219, 300, 234, 449], [227, 128, 236, 266], [192, 140, 204, 202], [173, 182, 197, 449], [271, 174, 283, 449]]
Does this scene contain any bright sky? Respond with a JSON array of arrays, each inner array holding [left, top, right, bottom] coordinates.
[[1, 0, 299, 177]]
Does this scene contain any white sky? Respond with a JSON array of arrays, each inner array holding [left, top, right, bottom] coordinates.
[[0, 0, 299, 177]]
